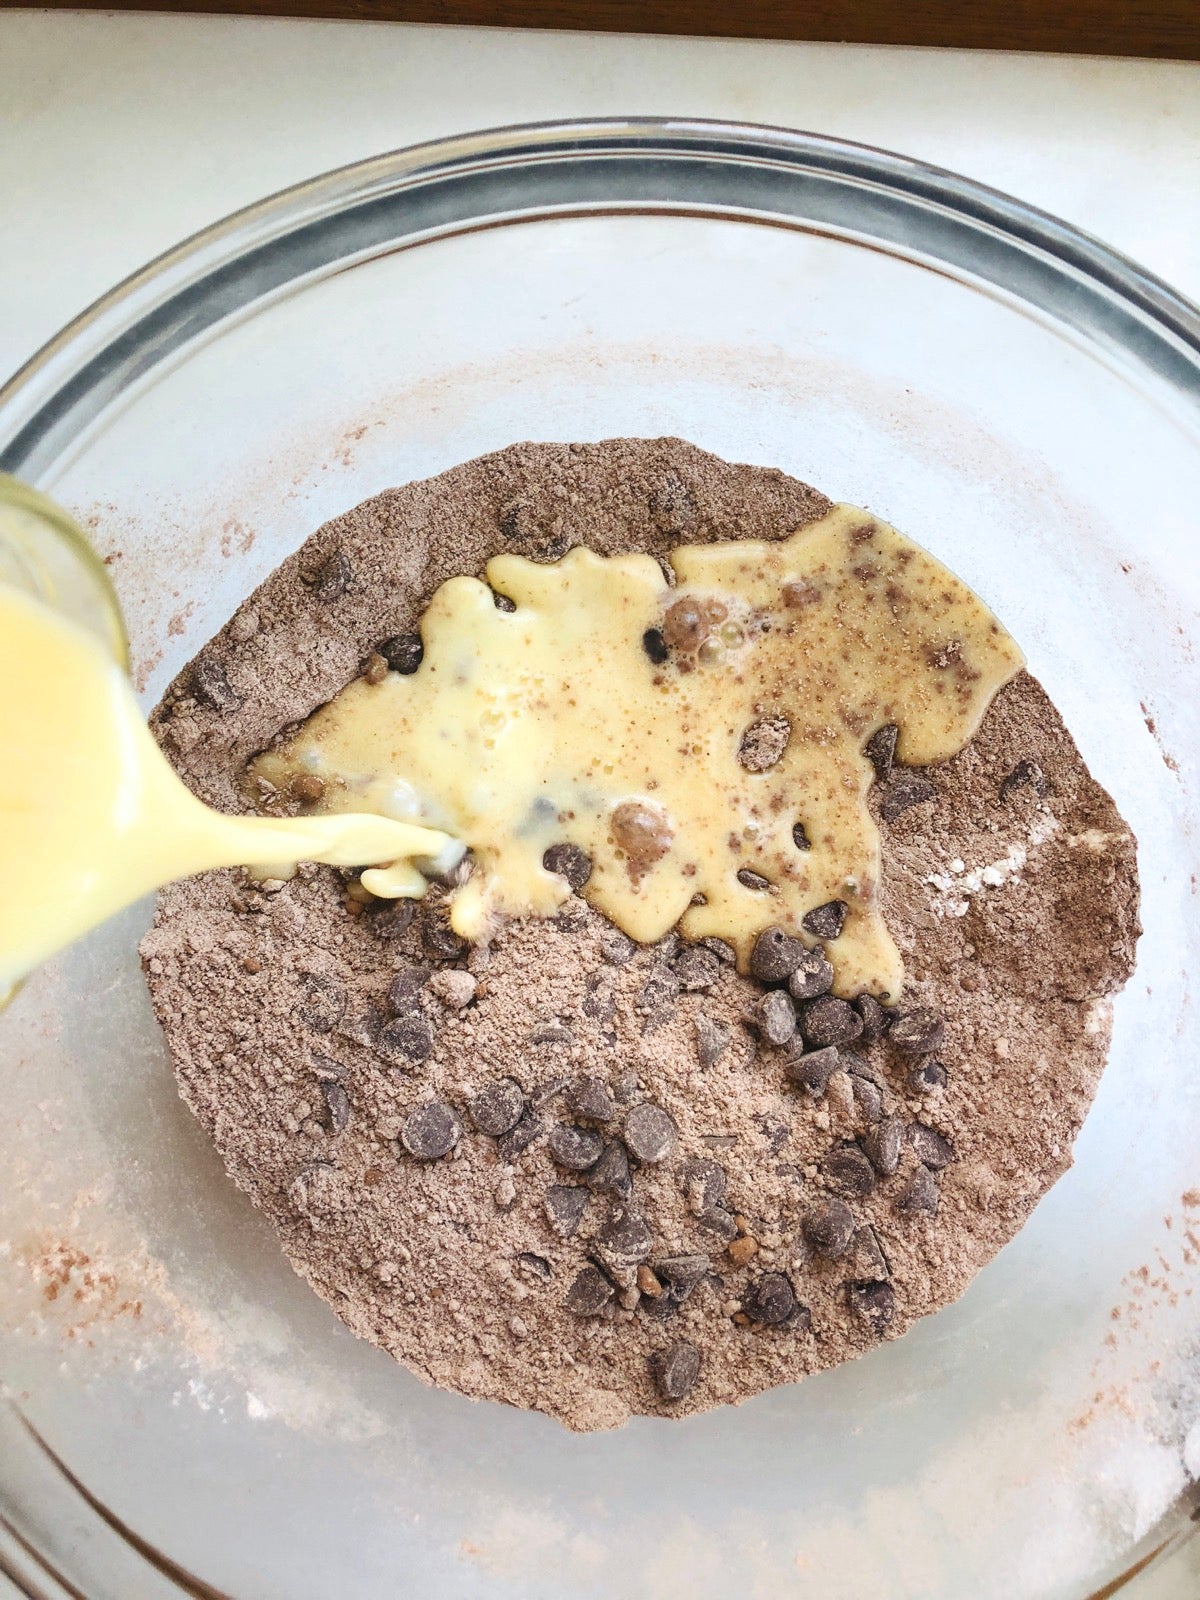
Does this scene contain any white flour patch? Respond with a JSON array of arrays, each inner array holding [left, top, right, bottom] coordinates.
[[924, 811, 1060, 917]]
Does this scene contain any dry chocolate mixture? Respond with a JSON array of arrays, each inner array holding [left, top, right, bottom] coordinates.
[[141, 440, 1140, 1430]]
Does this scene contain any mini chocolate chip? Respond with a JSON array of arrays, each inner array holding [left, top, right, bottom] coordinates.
[[738, 715, 791, 773], [422, 919, 468, 962], [314, 550, 352, 602], [548, 1124, 604, 1171], [651, 1341, 701, 1401], [634, 968, 680, 1022], [193, 655, 241, 712], [757, 989, 797, 1046], [468, 1078, 526, 1137], [402, 1101, 461, 1159], [319, 1079, 350, 1134], [369, 898, 414, 939], [909, 1123, 955, 1168], [387, 966, 429, 1013], [642, 627, 669, 664], [803, 1198, 856, 1257], [743, 1272, 797, 1325], [792, 821, 812, 851], [565, 1265, 613, 1316], [851, 1073, 884, 1123], [598, 926, 637, 965], [787, 948, 835, 1001], [889, 1008, 945, 1054], [822, 1144, 877, 1198], [758, 1113, 791, 1154], [694, 1014, 732, 1069], [655, 1254, 711, 1302], [544, 1185, 589, 1238], [683, 1158, 728, 1215], [880, 773, 936, 821], [296, 973, 347, 1033], [529, 1019, 576, 1046], [784, 1044, 840, 1096], [516, 1251, 553, 1282], [543, 842, 592, 891], [846, 1279, 896, 1334], [624, 1102, 678, 1164], [673, 945, 721, 991], [736, 867, 772, 892], [598, 1204, 655, 1263], [999, 758, 1049, 801], [898, 1166, 939, 1214], [855, 993, 888, 1043], [800, 995, 864, 1049], [567, 1075, 617, 1122], [863, 1114, 904, 1176], [588, 1139, 633, 1198], [497, 1112, 542, 1162], [864, 723, 898, 781], [749, 926, 807, 983], [377, 631, 423, 673], [802, 900, 848, 940], [696, 1207, 740, 1243], [911, 1058, 949, 1092], [378, 1012, 434, 1064]]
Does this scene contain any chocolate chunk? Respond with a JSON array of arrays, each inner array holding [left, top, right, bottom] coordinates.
[[650, 1341, 701, 1401], [377, 631, 423, 673], [694, 1014, 732, 1069], [736, 867, 772, 892], [880, 773, 937, 821], [588, 1138, 633, 1198], [544, 1184, 589, 1238], [898, 1166, 939, 1214], [784, 1044, 840, 1096], [697, 1207, 740, 1243], [548, 1124, 604, 1171], [598, 1205, 655, 1264], [1000, 758, 1049, 801], [802, 900, 848, 940], [822, 1144, 876, 1198], [909, 1123, 955, 1169], [803, 1198, 856, 1257], [683, 1158, 728, 1215], [738, 715, 791, 773], [846, 1279, 896, 1334], [634, 967, 680, 1023], [296, 973, 347, 1033], [850, 1072, 884, 1123], [378, 1011, 434, 1065], [530, 1019, 576, 1046], [497, 1112, 542, 1162], [387, 966, 429, 1012], [314, 550, 352, 602], [673, 945, 721, 992], [369, 898, 414, 940], [910, 1058, 949, 1092], [543, 842, 592, 891], [863, 1114, 904, 1176], [319, 1079, 351, 1134], [792, 821, 812, 851], [889, 1010, 943, 1056], [758, 1113, 791, 1154], [800, 995, 864, 1049], [743, 1272, 797, 1326], [401, 1100, 461, 1160], [757, 989, 797, 1046], [468, 1077, 525, 1137], [516, 1251, 553, 1283], [567, 1075, 617, 1122], [642, 627, 670, 664], [422, 918, 467, 962], [787, 948, 835, 1001], [598, 926, 637, 965], [855, 993, 888, 1043], [749, 926, 807, 983], [864, 723, 898, 781], [624, 1102, 678, 1164], [192, 654, 241, 713], [655, 1254, 711, 1302], [565, 1265, 613, 1317]]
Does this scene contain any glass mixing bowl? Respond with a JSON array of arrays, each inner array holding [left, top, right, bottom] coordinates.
[[1, 119, 1198, 1600]]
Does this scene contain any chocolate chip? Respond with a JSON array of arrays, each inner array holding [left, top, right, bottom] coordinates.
[[802, 900, 848, 940], [624, 1102, 677, 1164], [700, 936, 737, 964], [863, 1114, 904, 1176], [192, 654, 242, 712], [757, 989, 797, 1046], [822, 1144, 877, 1198], [567, 1075, 616, 1122], [650, 1341, 701, 1401], [673, 945, 721, 991], [314, 550, 352, 602], [369, 898, 414, 939], [697, 1207, 740, 1243], [784, 1044, 840, 1096], [855, 993, 888, 1043], [889, 1008, 945, 1054], [634, 968, 680, 1024], [598, 927, 637, 965], [910, 1058, 948, 1092], [749, 926, 807, 983], [642, 627, 670, 664], [497, 1112, 542, 1162], [422, 918, 467, 962], [898, 1166, 939, 1214], [758, 1113, 791, 1154], [548, 1124, 604, 1171], [743, 1272, 797, 1325], [864, 723, 898, 781], [694, 1015, 732, 1071], [492, 591, 517, 613], [800, 995, 864, 1049], [588, 1138, 633, 1198], [683, 1158, 727, 1216], [565, 1265, 613, 1316], [1000, 758, 1049, 801], [847, 1225, 889, 1279], [401, 1100, 461, 1159], [738, 715, 791, 772], [377, 631, 423, 673], [910, 1123, 955, 1169], [319, 1080, 351, 1134], [847, 1279, 896, 1334], [880, 773, 936, 821], [543, 842, 592, 891], [544, 1185, 589, 1238], [803, 1198, 856, 1257], [792, 822, 812, 851], [736, 867, 772, 892], [851, 1072, 884, 1123], [387, 966, 429, 1012], [529, 1019, 575, 1046], [598, 1204, 655, 1263], [296, 973, 347, 1033], [787, 948, 835, 1001], [516, 1251, 553, 1282], [468, 1077, 526, 1137], [378, 1011, 434, 1065], [641, 1293, 680, 1322], [655, 1254, 711, 1302]]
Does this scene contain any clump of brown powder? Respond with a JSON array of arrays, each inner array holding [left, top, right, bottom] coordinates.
[[141, 439, 1139, 1430]]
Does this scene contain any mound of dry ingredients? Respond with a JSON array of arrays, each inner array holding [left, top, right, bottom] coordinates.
[[141, 439, 1140, 1430]]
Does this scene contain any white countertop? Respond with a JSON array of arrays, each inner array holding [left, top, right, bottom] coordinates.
[[1, 9, 1199, 388]]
